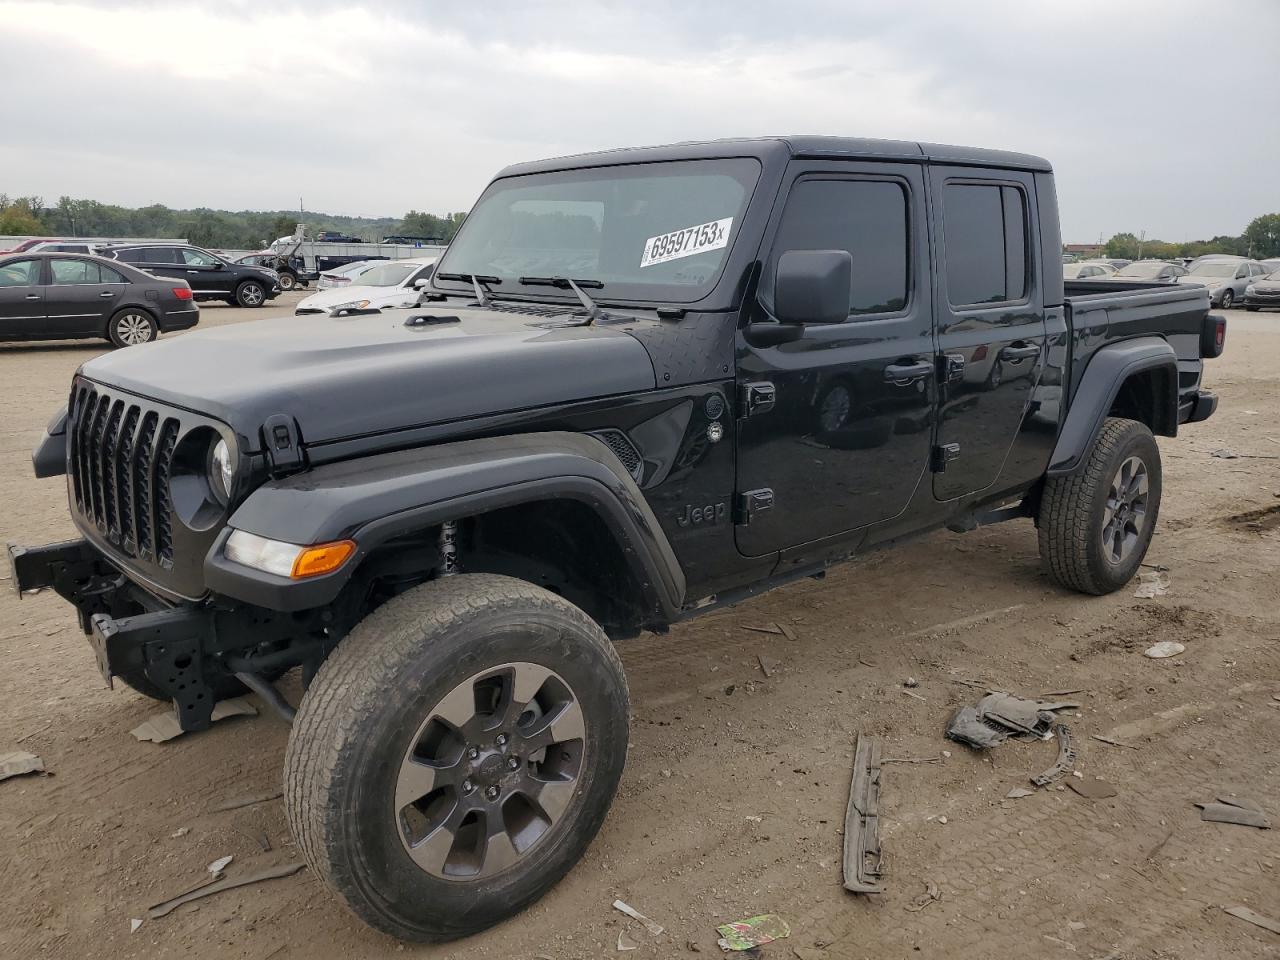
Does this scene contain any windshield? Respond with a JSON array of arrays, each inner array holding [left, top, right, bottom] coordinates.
[[1188, 261, 1239, 277], [1115, 261, 1165, 278], [435, 158, 761, 302], [354, 262, 420, 287]]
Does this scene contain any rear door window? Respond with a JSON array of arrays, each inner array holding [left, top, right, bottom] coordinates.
[[50, 259, 100, 284], [140, 247, 179, 265], [181, 248, 220, 266], [942, 183, 1030, 306]]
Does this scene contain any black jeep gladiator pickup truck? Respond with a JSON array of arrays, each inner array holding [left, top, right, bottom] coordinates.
[[9, 137, 1224, 942]]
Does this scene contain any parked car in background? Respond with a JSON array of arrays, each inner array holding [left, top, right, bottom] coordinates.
[[380, 235, 445, 245], [1259, 258, 1280, 274], [1243, 267, 1280, 311], [317, 259, 381, 289], [316, 231, 364, 243], [99, 242, 281, 307], [29, 240, 95, 254], [294, 257, 438, 314], [1099, 258, 1131, 270], [0, 252, 198, 346], [1179, 258, 1268, 308], [233, 251, 311, 290], [1064, 260, 1118, 279], [1112, 260, 1188, 282], [0, 237, 68, 254]]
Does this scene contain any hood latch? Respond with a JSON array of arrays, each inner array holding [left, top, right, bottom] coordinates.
[[261, 414, 305, 475]]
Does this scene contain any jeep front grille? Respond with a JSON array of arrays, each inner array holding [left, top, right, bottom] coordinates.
[[69, 383, 181, 566]]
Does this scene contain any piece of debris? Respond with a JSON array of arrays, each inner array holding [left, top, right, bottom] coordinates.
[[904, 879, 941, 912], [1196, 799, 1271, 829], [715, 914, 791, 952], [130, 918, 143, 934], [946, 692, 1078, 748], [1133, 570, 1171, 598], [617, 931, 639, 951], [938, 816, 948, 825], [255, 830, 272, 853], [169, 827, 189, 839], [0, 750, 45, 782], [880, 756, 942, 765], [1144, 641, 1185, 659], [1223, 905, 1280, 936], [740, 624, 783, 636], [1211, 448, 1280, 461], [209, 791, 283, 813], [130, 698, 257, 743], [207, 855, 234, 876], [1090, 734, 1137, 750], [904, 677, 919, 688], [1066, 777, 1118, 800], [841, 734, 884, 894], [148, 862, 305, 919], [900, 689, 928, 703], [612, 899, 664, 936], [757, 654, 779, 678], [777, 622, 799, 642], [1006, 787, 1035, 799], [1030, 724, 1077, 787]]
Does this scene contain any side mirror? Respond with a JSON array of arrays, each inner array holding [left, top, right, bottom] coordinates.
[[774, 249, 852, 325], [413, 278, 430, 289]]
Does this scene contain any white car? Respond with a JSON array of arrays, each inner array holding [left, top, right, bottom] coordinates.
[[294, 258, 439, 315], [1063, 260, 1117, 279], [317, 260, 381, 289]]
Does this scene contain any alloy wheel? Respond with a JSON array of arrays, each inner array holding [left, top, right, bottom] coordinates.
[[115, 312, 153, 345], [1101, 455, 1148, 564], [241, 283, 264, 306], [395, 662, 586, 881], [1220, 289, 1234, 309]]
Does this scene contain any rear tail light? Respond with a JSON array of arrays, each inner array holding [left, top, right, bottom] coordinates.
[[1200, 314, 1226, 358], [172, 287, 193, 301]]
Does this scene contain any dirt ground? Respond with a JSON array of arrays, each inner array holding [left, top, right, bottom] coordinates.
[[2, 294, 1277, 960]]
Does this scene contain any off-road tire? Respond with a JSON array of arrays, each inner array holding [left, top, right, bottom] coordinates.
[[235, 280, 266, 307], [1038, 417, 1162, 595], [278, 271, 297, 291], [283, 573, 630, 942]]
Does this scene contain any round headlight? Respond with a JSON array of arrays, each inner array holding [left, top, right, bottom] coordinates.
[[210, 438, 234, 502]]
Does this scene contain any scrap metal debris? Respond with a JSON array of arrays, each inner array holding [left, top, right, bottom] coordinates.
[[841, 734, 884, 894], [147, 862, 305, 919], [1005, 787, 1035, 799], [0, 750, 45, 781], [130, 698, 257, 743], [946, 692, 1079, 748], [207, 855, 234, 876], [1066, 777, 1118, 800], [1133, 570, 1171, 598], [715, 914, 791, 951], [1223, 905, 1280, 936], [904, 880, 941, 912], [616, 931, 639, 952], [756, 654, 779, 678], [1196, 797, 1271, 829], [612, 899, 664, 936], [1030, 724, 1078, 787]]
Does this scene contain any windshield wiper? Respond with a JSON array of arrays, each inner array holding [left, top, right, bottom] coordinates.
[[518, 276, 603, 323], [434, 272, 501, 306]]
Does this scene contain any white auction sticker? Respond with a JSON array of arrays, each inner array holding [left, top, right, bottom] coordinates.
[[640, 217, 733, 268]]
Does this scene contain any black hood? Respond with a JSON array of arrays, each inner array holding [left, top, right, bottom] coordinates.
[[78, 303, 657, 449]]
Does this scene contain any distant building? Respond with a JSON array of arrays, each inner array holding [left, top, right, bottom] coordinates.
[[1064, 243, 1105, 258]]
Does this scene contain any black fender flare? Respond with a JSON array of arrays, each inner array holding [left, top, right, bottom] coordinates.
[[203, 431, 687, 617], [1047, 336, 1177, 476]]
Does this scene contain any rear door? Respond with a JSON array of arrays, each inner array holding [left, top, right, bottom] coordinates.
[[132, 246, 185, 285], [44, 258, 127, 336], [0, 258, 47, 337], [929, 168, 1047, 501], [735, 160, 935, 556]]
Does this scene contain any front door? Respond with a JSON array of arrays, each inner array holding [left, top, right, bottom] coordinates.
[[0, 258, 47, 337], [44, 257, 126, 336], [929, 169, 1047, 501], [180, 247, 232, 296], [735, 161, 935, 557]]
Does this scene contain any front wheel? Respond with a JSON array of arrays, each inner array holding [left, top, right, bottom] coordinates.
[[277, 271, 297, 291], [108, 308, 157, 348], [235, 280, 266, 307], [284, 573, 630, 942], [1037, 417, 1162, 595], [1220, 289, 1235, 309]]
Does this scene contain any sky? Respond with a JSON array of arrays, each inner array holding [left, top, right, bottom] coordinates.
[[1, 0, 1277, 242]]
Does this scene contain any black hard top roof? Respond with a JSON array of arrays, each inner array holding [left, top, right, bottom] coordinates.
[[497, 136, 1052, 178]]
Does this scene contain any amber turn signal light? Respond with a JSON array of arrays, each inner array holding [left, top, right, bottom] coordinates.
[[291, 540, 356, 579]]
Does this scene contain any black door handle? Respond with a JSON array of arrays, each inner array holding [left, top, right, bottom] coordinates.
[[883, 360, 933, 383], [999, 343, 1040, 361]]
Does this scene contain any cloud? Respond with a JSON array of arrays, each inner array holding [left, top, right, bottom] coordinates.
[[1, 0, 1277, 240]]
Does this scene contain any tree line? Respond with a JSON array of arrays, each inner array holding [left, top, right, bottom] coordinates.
[[0, 194, 467, 249], [1101, 213, 1280, 261]]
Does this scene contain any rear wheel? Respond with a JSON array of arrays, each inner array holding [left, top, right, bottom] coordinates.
[[235, 280, 266, 307], [108, 308, 157, 348], [284, 573, 629, 942], [1037, 417, 1161, 595]]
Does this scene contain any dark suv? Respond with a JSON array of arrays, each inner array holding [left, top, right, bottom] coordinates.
[[99, 243, 281, 307]]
